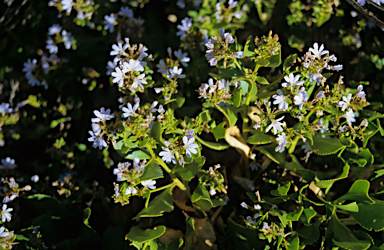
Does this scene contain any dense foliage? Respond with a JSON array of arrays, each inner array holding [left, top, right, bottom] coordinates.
[[1, 0, 384, 249]]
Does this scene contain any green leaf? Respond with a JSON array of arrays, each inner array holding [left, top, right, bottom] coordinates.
[[151, 121, 166, 147], [286, 235, 299, 250], [196, 110, 211, 123], [212, 122, 226, 141], [297, 220, 321, 245], [315, 165, 350, 191], [227, 218, 265, 249], [28, 194, 51, 200], [127, 226, 166, 243], [351, 200, 384, 231], [256, 76, 269, 85], [244, 35, 256, 57], [247, 131, 276, 145], [83, 208, 92, 229], [126, 150, 151, 160], [255, 58, 270, 67], [248, 82, 258, 100], [195, 136, 229, 151], [134, 187, 174, 219], [317, 14, 331, 27], [311, 137, 346, 155], [334, 202, 359, 212], [337, 180, 374, 204], [302, 208, 317, 225], [140, 160, 163, 181], [256, 144, 286, 164], [270, 181, 290, 196], [266, 50, 281, 67], [283, 54, 297, 71], [173, 157, 205, 181], [363, 121, 379, 148], [191, 183, 213, 211], [232, 88, 242, 107], [219, 106, 238, 127], [329, 213, 371, 249]]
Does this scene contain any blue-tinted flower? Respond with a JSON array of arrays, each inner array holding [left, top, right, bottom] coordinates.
[[316, 91, 325, 99], [174, 49, 190, 67], [141, 180, 156, 189], [91, 107, 115, 123], [62, 0, 73, 14], [123, 59, 144, 73], [234, 51, 244, 58], [122, 102, 139, 120], [356, 85, 366, 98], [0, 157, 17, 170], [125, 186, 137, 195], [131, 73, 147, 91], [337, 93, 352, 111], [272, 89, 288, 111], [0, 103, 12, 116], [345, 109, 356, 124], [61, 30, 74, 49], [46, 38, 58, 54], [167, 66, 186, 80], [275, 132, 289, 153], [48, 24, 62, 35], [118, 7, 133, 18], [282, 73, 304, 88], [159, 147, 176, 164], [294, 87, 308, 110], [176, 17, 192, 40], [104, 14, 117, 33], [88, 130, 108, 150]]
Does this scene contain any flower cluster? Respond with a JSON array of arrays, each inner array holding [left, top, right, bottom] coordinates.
[[214, 0, 245, 22], [197, 78, 238, 104], [88, 107, 115, 150], [104, 6, 144, 37], [46, 24, 75, 54], [204, 28, 244, 67], [110, 38, 153, 93]]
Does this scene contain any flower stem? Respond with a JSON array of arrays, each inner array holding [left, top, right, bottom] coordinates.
[[288, 135, 300, 154]]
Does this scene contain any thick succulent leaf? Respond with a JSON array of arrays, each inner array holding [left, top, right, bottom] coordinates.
[[134, 187, 174, 219], [140, 160, 164, 182], [247, 131, 276, 145], [310, 137, 346, 155], [336, 180, 374, 204], [351, 200, 384, 231], [127, 226, 166, 243]]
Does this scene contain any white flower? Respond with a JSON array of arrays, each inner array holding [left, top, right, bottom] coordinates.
[[246, 214, 260, 225], [1, 204, 12, 223], [254, 204, 262, 210], [111, 67, 126, 87], [219, 29, 235, 44], [159, 147, 176, 164], [123, 59, 144, 72], [125, 186, 137, 195], [272, 89, 288, 111], [218, 79, 229, 90], [156, 60, 168, 75], [133, 158, 145, 172], [174, 50, 190, 67], [356, 85, 366, 98], [62, 0, 73, 14], [345, 109, 356, 124], [141, 180, 156, 190], [31, 175, 39, 183], [122, 102, 139, 119], [61, 30, 73, 49], [104, 14, 117, 33], [240, 202, 248, 208], [0, 227, 9, 238], [282, 73, 304, 88], [275, 132, 289, 153], [209, 188, 216, 196], [234, 51, 244, 58], [46, 38, 58, 54], [167, 66, 186, 80], [183, 136, 198, 158], [332, 65, 343, 71], [207, 78, 217, 93], [316, 91, 325, 99], [92, 107, 114, 123], [265, 116, 285, 135], [110, 41, 129, 61], [88, 130, 108, 150], [48, 24, 61, 35], [131, 73, 147, 91], [106, 61, 116, 75], [308, 42, 329, 59], [294, 87, 308, 110], [262, 222, 270, 230], [176, 17, 192, 40], [185, 129, 194, 138], [0, 157, 17, 170], [337, 93, 352, 111]]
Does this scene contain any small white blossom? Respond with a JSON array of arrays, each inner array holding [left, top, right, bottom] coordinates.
[[345, 109, 356, 124], [131, 73, 147, 91], [1, 204, 12, 223], [337, 93, 352, 111], [316, 91, 325, 99], [0, 158, 17, 170], [92, 107, 115, 123], [262, 222, 270, 230], [282, 73, 304, 88], [122, 102, 139, 119], [125, 186, 137, 195], [174, 50, 190, 67], [356, 85, 366, 98], [240, 202, 248, 208], [156, 60, 168, 75], [272, 89, 288, 111], [294, 87, 308, 110], [88, 130, 107, 150], [31, 175, 39, 183], [332, 65, 343, 71], [183, 136, 198, 158], [209, 188, 216, 196], [61, 0, 73, 14], [308, 42, 329, 59], [167, 66, 186, 80], [112, 67, 126, 87], [0, 227, 9, 238], [234, 51, 244, 58], [254, 204, 262, 210], [159, 147, 176, 164], [275, 132, 289, 153], [176, 17, 192, 40], [123, 59, 144, 72], [265, 116, 285, 135], [141, 180, 156, 190]]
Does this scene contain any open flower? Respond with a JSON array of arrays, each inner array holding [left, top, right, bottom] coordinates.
[[272, 89, 288, 111], [356, 85, 366, 98], [337, 93, 352, 111], [1, 204, 12, 223], [141, 180, 156, 190], [275, 132, 289, 153], [183, 136, 198, 158], [266, 116, 285, 135], [281, 73, 304, 88], [92, 107, 115, 123], [159, 147, 176, 164], [345, 109, 356, 124], [309, 42, 329, 59], [294, 87, 308, 110], [167, 66, 186, 80]]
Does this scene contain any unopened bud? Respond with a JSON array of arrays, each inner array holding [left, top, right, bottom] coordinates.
[[24, 185, 32, 191]]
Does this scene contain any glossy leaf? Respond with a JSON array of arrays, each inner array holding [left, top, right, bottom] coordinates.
[[191, 182, 213, 211], [270, 181, 291, 196], [127, 226, 166, 243], [337, 180, 374, 204], [232, 88, 242, 107], [255, 144, 286, 164], [140, 160, 163, 181], [244, 35, 256, 57], [173, 157, 205, 181], [351, 200, 384, 231], [134, 187, 174, 219], [150, 121, 166, 147], [310, 137, 346, 155], [315, 165, 349, 190], [195, 135, 230, 150], [256, 76, 269, 85], [212, 122, 227, 141], [247, 131, 276, 145]]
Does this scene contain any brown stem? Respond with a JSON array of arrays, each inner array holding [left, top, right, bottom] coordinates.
[[345, 0, 384, 30]]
